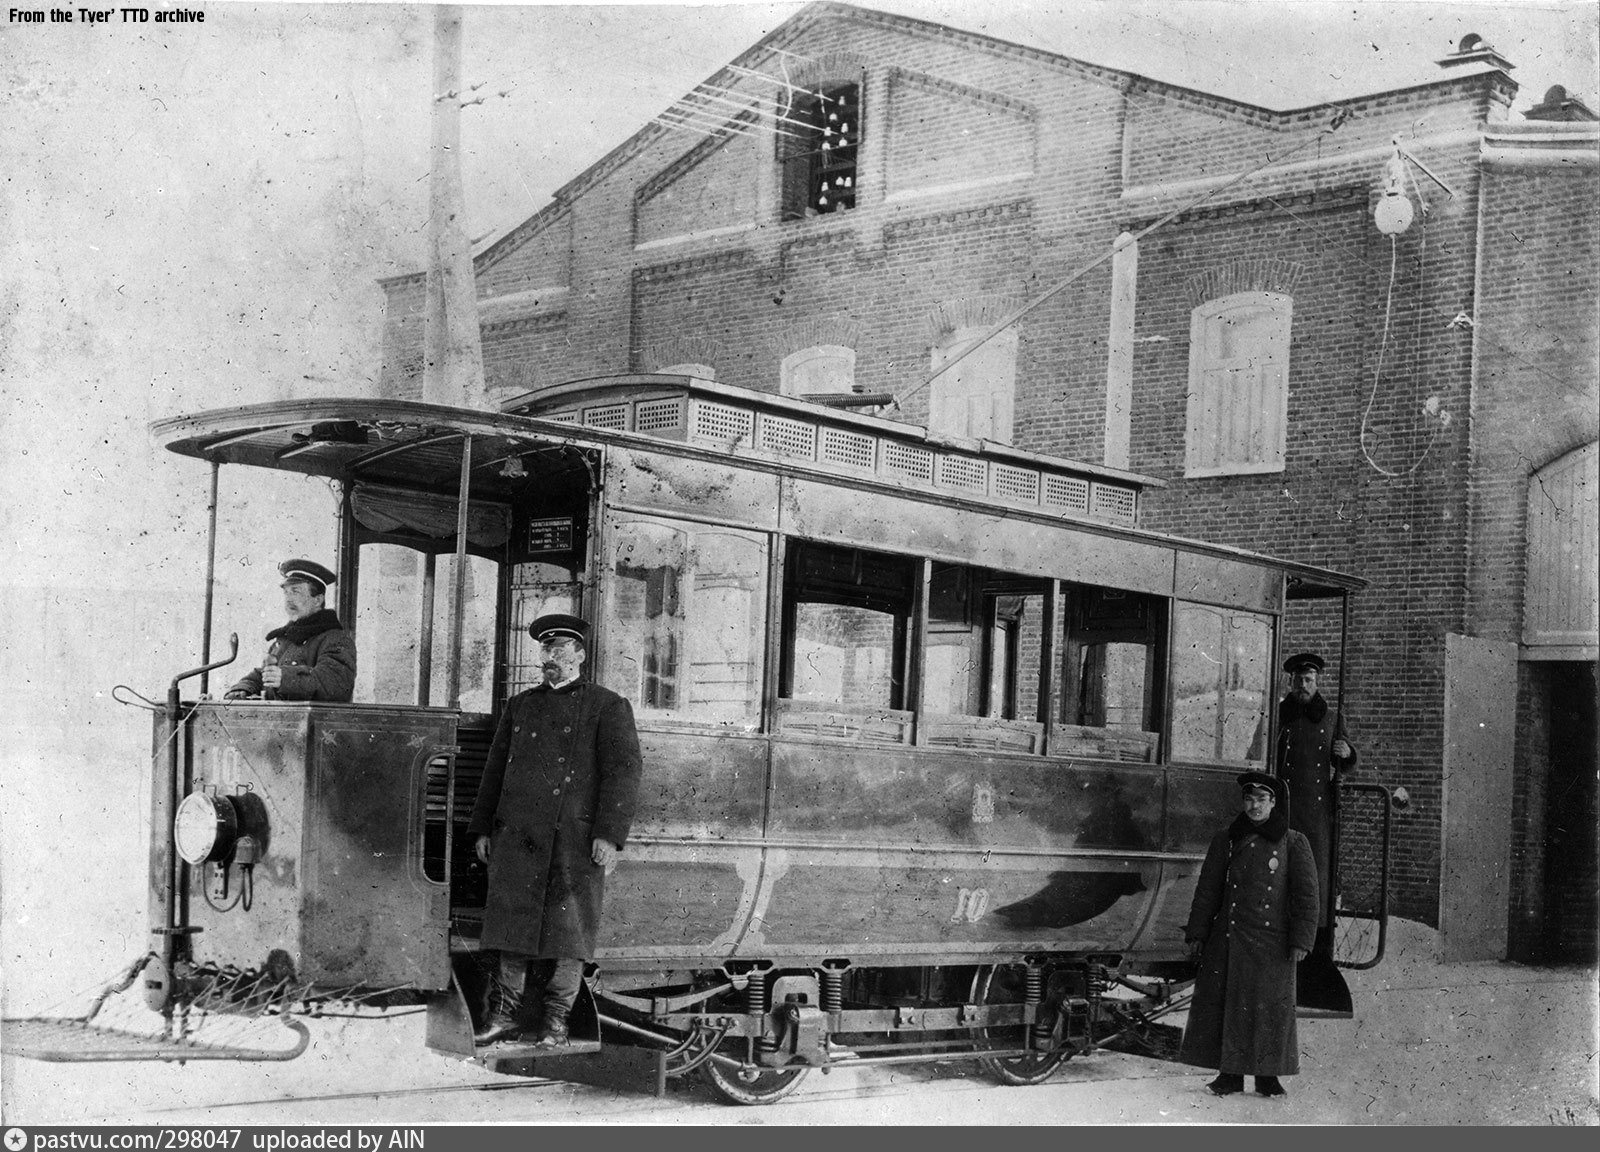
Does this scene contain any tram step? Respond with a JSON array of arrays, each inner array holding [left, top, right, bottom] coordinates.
[[472, 1037, 603, 1063]]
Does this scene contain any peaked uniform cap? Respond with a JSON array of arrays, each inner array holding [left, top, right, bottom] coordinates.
[[279, 559, 337, 591], [530, 613, 590, 644], [1282, 652, 1326, 674], [1238, 771, 1288, 807]]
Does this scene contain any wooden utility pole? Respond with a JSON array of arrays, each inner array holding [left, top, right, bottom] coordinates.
[[423, 4, 489, 411]]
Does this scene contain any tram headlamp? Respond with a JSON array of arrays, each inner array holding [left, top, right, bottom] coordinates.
[[174, 792, 240, 865]]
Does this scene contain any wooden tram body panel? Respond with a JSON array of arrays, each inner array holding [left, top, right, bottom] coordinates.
[[167, 702, 455, 991], [594, 735, 1228, 972]]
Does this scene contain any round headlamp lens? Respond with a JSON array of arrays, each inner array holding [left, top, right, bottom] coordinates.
[[174, 792, 237, 865]]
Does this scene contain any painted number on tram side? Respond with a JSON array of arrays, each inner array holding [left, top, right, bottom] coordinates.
[[951, 886, 990, 923]]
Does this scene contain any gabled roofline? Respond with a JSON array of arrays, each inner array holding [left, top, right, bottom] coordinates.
[[379, 0, 1519, 288]]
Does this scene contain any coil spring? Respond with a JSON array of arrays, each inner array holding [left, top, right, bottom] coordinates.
[[1088, 964, 1113, 995], [820, 969, 844, 1015], [1026, 965, 1050, 1046], [745, 974, 769, 1017], [1024, 966, 1044, 1005], [746, 973, 776, 1053]]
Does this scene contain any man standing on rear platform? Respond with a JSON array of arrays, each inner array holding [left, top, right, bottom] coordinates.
[[468, 614, 643, 1048], [1274, 652, 1357, 956]]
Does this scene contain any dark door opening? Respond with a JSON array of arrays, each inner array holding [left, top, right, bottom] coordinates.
[[1541, 662, 1598, 964]]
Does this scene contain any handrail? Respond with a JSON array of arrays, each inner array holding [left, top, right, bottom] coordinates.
[[151, 633, 240, 1017], [1336, 780, 1397, 971]]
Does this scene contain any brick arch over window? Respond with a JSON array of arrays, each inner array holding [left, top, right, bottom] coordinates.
[[922, 295, 1026, 345], [783, 52, 871, 92], [636, 335, 727, 377], [1184, 258, 1305, 311], [774, 316, 865, 361]]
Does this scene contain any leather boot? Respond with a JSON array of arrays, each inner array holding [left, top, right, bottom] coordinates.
[[473, 955, 529, 1046], [1207, 1073, 1244, 1096], [534, 957, 581, 1048], [534, 1012, 569, 1048]]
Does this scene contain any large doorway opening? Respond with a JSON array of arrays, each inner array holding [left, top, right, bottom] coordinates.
[[1541, 662, 1598, 964]]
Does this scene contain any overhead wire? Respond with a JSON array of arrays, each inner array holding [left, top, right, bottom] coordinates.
[[890, 102, 1358, 411]]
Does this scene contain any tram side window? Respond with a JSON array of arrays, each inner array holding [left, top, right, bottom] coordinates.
[[777, 541, 916, 744], [1057, 586, 1165, 763], [1170, 602, 1272, 766], [603, 516, 766, 729], [354, 544, 499, 713], [921, 564, 1048, 754]]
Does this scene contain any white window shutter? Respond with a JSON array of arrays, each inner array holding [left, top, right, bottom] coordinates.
[[1185, 292, 1291, 477]]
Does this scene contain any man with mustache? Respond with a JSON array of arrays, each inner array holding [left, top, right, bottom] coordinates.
[[467, 614, 643, 1048], [223, 559, 355, 703], [1273, 652, 1357, 956]]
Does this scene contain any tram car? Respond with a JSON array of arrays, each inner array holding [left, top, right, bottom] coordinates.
[[12, 375, 1395, 1103]]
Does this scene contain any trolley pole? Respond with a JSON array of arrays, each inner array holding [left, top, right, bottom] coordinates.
[[423, 4, 489, 412]]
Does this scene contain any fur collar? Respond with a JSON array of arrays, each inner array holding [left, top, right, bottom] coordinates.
[[1229, 805, 1289, 845], [1279, 691, 1328, 725], [267, 608, 344, 645]]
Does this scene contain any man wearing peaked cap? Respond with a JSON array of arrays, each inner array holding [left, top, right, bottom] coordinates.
[[1271, 651, 1357, 956], [467, 612, 643, 1049], [1180, 770, 1320, 1098], [224, 559, 356, 703]]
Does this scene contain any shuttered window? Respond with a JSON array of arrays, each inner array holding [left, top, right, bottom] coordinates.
[[929, 327, 1017, 445], [1185, 292, 1291, 477], [1524, 441, 1599, 656]]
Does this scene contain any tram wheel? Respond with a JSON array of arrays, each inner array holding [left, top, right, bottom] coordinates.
[[702, 1054, 810, 1105], [970, 964, 1071, 1087]]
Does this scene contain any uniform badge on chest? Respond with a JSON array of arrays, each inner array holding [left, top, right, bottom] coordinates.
[[1268, 855, 1279, 872]]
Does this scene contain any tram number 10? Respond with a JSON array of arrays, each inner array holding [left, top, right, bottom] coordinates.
[[950, 886, 991, 924]]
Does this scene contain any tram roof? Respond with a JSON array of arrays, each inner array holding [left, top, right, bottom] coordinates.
[[150, 379, 1364, 599]]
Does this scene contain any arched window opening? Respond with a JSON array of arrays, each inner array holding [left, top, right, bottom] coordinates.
[[779, 82, 860, 221], [781, 345, 856, 398]]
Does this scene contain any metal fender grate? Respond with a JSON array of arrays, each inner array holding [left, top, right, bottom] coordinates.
[[2, 1015, 311, 1063]]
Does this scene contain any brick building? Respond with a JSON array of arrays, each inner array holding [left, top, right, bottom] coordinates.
[[376, 3, 1598, 962]]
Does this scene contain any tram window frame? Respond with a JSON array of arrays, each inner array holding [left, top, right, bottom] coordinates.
[[1054, 585, 1166, 764], [601, 513, 769, 731], [1168, 601, 1274, 768], [919, 563, 1050, 754], [352, 541, 503, 714], [775, 540, 917, 744]]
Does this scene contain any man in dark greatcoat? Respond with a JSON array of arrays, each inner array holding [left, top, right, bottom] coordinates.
[[1272, 652, 1356, 953], [224, 559, 356, 702], [1179, 772, 1320, 1098], [468, 613, 643, 1048]]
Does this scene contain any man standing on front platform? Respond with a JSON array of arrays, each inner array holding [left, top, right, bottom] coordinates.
[[468, 613, 643, 1048]]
